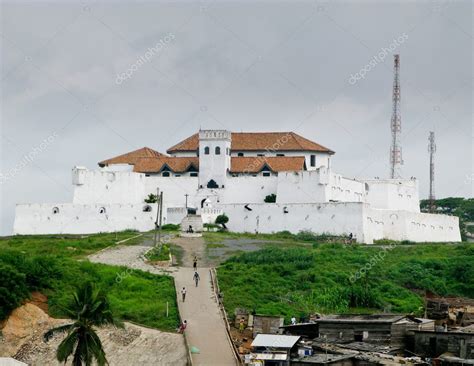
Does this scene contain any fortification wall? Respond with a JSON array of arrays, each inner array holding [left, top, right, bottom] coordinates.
[[13, 203, 157, 234], [364, 208, 461, 243], [219, 202, 367, 241]]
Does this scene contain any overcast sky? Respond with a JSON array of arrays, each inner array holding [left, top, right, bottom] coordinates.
[[1, 0, 472, 235]]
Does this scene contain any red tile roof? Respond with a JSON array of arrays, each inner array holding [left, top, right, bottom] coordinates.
[[230, 156, 306, 173], [167, 132, 334, 154], [99, 147, 164, 166], [133, 157, 198, 173]]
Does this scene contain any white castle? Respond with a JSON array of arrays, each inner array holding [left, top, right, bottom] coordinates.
[[14, 130, 461, 243]]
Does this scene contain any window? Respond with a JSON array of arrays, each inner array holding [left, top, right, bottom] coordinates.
[[238, 152, 244, 157], [175, 174, 181, 177], [257, 154, 265, 157], [276, 153, 285, 157], [52, 207, 59, 214], [226, 148, 230, 155], [99, 207, 106, 214], [204, 146, 210, 155], [143, 205, 152, 212], [215, 146, 221, 155], [263, 172, 271, 177], [190, 172, 198, 177], [162, 171, 170, 177], [310, 155, 316, 167]]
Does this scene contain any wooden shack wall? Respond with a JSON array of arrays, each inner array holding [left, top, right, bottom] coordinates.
[[318, 322, 392, 344]]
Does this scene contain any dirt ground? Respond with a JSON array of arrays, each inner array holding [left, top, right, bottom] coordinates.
[[0, 303, 187, 366]]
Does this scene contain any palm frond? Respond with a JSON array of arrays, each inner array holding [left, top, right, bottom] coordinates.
[[57, 329, 78, 363], [43, 323, 75, 342]]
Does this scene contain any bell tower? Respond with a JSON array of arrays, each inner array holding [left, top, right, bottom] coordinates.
[[198, 130, 231, 189]]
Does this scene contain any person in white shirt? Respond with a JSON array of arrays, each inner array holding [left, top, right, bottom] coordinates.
[[181, 287, 187, 302], [291, 317, 297, 325]]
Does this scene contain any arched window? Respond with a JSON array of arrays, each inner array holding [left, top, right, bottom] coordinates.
[[52, 207, 59, 214], [143, 205, 152, 212], [162, 171, 170, 177], [99, 207, 106, 214], [204, 146, 210, 155], [215, 146, 221, 155]]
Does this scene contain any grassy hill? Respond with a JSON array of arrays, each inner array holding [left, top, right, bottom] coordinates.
[[0, 232, 179, 331], [217, 242, 474, 322]]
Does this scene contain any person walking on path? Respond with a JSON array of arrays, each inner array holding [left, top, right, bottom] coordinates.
[[178, 320, 187, 333], [193, 271, 200, 287], [193, 256, 198, 270], [181, 287, 187, 302]]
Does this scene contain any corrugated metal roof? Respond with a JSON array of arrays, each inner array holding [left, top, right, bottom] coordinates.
[[251, 334, 300, 348]]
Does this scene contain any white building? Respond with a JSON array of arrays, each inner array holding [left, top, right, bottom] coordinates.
[[13, 130, 461, 243]]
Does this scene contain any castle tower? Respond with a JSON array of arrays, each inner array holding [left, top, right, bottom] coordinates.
[[198, 130, 231, 189]]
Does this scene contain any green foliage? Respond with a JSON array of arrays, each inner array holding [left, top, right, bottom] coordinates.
[[145, 244, 171, 261], [0, 234, 179, 331], [44, 282, 122, 366], [144, 194, 158, 203], [217, 243, 474, 322], [264, 193, 277, 203], [215, 214, 229, 227], [161, 224, 180, 231], [0, 263, 29, 319]]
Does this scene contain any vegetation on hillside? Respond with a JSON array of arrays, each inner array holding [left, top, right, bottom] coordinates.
[[0, 233, 179, 331], [217, 243, 474, 322], [44, 282, 122, 366]]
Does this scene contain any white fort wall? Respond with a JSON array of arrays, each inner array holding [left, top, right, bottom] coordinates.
[[13, 203, 157, 235], [219, 202, 367, 241], [364, 208, 460, 243]]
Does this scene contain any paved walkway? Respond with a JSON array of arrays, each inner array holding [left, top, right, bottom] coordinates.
[[89, 236, 237, 366]]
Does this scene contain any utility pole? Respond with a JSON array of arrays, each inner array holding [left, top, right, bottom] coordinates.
[[158, 191, 163, 247], [428, 131, 436, 213], [390, 54, 403, 179], [153, 188, 160, 247]]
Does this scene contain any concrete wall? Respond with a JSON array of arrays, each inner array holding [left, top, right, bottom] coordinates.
[[72, 167, 146, 204], [222, 175, 278, 204], [13, 203, 157, 234], [363, 179, 420, 212], [219, 202, 366, 241], [363, 207, 461, 243]]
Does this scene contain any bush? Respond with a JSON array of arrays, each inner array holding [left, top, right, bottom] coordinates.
[[144, 194, 158, 203], [215, 214, 229, 228], [161, 224, 180, 231], [264, 194, 277, 203], [145, 244, 171, 262], [0, 263, 29, 319]]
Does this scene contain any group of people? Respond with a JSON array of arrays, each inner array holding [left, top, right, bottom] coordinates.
[[178, 256, 201, 334]]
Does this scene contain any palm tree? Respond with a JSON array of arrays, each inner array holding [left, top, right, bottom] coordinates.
[[44, 282, 123, 366]]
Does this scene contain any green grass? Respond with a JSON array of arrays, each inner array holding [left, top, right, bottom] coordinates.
[[0, 232, 180, 331], [0, 230, 142, 259], [217, 242, 474, 323], [145, 244, 171, 262]]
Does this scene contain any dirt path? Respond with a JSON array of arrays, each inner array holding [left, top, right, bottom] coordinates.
[[89, 236, 237, 366]]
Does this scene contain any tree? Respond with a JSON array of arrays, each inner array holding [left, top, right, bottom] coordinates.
[[144, 193, 158, 203], [264, 193, 277, 203], [215, 214, 229, 229], [0, 263, 29, 320], [44, 282, 123, 366]]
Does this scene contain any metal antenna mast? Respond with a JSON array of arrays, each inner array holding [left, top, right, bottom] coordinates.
[[390, 54, 403, 179], [428, 131, 436, 213]]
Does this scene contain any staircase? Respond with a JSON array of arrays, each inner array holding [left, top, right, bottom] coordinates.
[[180, 214, 203, 236]]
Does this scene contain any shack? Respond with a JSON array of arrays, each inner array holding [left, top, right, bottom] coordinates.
[[414, 328, 474, 360], [253, 315, 284, 338], [316, 314, 420, 347], [250, 334, 300, 366]]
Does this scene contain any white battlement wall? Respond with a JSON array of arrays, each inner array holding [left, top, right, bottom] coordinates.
[[13, 203, 157, 235]]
